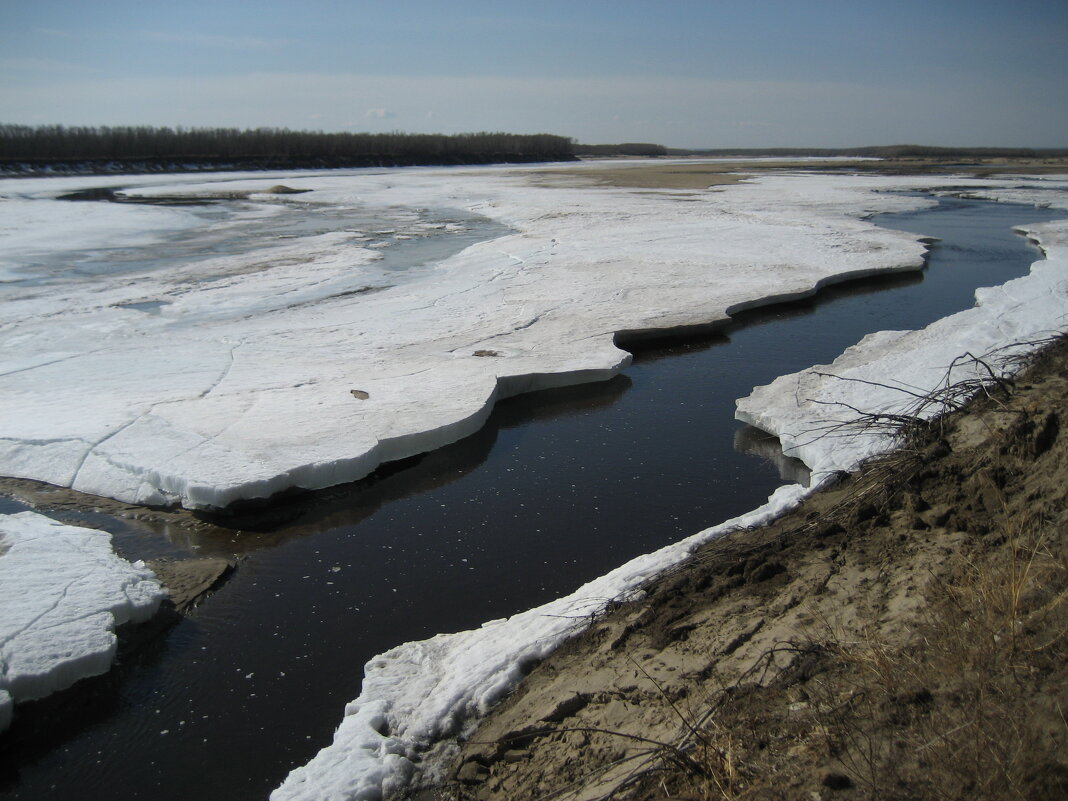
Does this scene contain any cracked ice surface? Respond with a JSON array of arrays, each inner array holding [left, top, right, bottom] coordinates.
[[2, 165, 954, 510], [736, 185, 1068, 483], [0, 511, 165, 732]]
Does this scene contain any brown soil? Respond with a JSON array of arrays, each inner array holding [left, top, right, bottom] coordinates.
[[530, 156, 1068, 191], [147, 557, 235, 613], [536, 163, 750, 190], [434, 336, 1068, 801]]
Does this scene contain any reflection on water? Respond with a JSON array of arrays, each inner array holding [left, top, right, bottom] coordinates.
[[184, 376, 636, 553], [2, 196, 1066, 801], [734, 426, 811, 486]]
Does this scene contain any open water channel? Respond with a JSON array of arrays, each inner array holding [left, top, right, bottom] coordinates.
[[1, 190, 1064, 800]]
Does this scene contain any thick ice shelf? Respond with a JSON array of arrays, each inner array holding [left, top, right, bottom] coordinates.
[[0, 166, 950, 510], [0, 511, 165, 732]]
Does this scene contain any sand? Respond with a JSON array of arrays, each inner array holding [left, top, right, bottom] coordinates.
[[436, 336, 1068, 801], [535, 162, 751, 189], [147, 557, 235, 612], [532, 155, 1068, 191]]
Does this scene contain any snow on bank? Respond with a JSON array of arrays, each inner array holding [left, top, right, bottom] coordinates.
[[0, 166, 938, 510], [737, 190, 1068, 483], [0, 512, 165, 732], [271, 481, 809, 801], [272, 176, 1068, 800]]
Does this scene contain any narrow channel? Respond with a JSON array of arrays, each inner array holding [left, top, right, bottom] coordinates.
[[1, 196, 1063, 801]]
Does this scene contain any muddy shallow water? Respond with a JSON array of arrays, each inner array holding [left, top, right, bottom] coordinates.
[[1, 196, 1064, 801]]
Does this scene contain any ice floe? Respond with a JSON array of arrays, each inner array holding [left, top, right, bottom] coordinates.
[[0, 166, 964, 510], [0, 511, 165, 732]]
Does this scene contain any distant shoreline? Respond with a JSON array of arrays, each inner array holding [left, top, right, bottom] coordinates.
[[6, 148, 1068, 181], [0, 152, 579, 178]]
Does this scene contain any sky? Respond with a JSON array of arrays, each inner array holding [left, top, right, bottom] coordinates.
[[1, 0, 1066, 149]]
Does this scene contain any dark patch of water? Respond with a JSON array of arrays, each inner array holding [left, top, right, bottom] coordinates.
[[0, 497, 29, 515], [2, 197, 1064, 801]]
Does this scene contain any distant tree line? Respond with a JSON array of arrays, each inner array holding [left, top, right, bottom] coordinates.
[[669, 145, 1068, 158], [0, 125, 577, 174], [573, 142, 668, 157]]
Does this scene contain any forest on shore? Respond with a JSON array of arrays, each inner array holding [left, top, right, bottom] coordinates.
[[0, 125, 577, 174], [3, 124, 1064, 177]]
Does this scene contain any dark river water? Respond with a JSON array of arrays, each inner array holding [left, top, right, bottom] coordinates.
[[1, 194, 1064, 800]]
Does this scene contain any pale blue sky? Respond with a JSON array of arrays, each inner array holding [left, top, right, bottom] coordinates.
[[2, 0, 1066, 148]]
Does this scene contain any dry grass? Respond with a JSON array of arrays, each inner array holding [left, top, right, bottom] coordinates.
[[610, 347, 1068, 800], [640, 470, 1068, 801], [441, 337, 1068, 801]]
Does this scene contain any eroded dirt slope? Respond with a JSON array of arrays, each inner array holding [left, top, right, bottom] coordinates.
[[434, 336, 1068, 801]]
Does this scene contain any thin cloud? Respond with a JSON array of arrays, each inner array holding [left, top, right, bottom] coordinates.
[[137, 30, 286, 50], [34, 28, 75, 39], [364, 108, 397, 120], [0, 57, 109, 76]]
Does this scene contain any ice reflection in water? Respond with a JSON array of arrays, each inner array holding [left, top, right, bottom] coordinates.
[[734, 426, 811, 486]]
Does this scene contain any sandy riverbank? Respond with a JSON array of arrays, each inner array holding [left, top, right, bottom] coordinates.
[[533, 155, 1068, 191], [438, 335, 1068, 801]]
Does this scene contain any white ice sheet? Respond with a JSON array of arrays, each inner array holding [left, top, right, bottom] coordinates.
[[737, 196, 1068, 483], [0, 511, 165, 732], [0, 166, 946, 510]]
